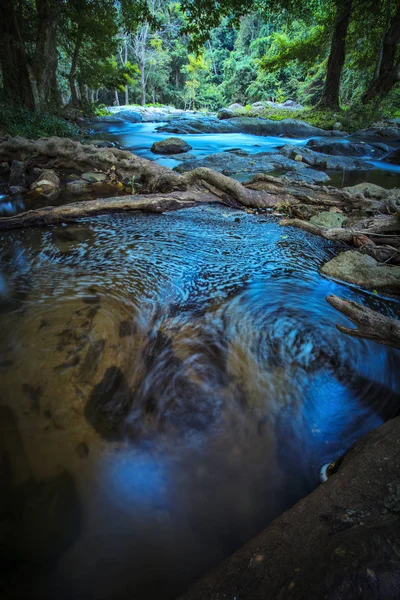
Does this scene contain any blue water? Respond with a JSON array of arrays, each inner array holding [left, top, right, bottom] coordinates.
[[0, 127, 400, 600]]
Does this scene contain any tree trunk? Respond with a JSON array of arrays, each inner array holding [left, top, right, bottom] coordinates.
[[362, 4, 400, 103], [35, 0, 61, 109], [140, 65, 146, 106], [69, 30, 83, 108], [114, 90, 120, 106], [124, 39, 129, 105], [0, 0, 35, 108], [319, 0, 353, 109]]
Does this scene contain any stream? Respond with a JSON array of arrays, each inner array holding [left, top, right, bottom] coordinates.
[[1, 121, 400, 600]]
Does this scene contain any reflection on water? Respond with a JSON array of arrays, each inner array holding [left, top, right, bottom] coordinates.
[[1, 205, 400, 599]]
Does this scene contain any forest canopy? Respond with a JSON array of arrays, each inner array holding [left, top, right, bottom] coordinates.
[[0, 0, 399, 116]]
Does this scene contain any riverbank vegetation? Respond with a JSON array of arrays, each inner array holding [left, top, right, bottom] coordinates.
[[1, 0, 399, 136]]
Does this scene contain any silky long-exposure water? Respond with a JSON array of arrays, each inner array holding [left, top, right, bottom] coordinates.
[[1, 202, 400, 599]]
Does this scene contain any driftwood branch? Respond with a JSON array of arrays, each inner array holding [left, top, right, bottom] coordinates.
[[0, 191, 219, 229], [327, 294, 400, 348]]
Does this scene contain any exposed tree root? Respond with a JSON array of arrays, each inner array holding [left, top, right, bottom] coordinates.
[[280, 218, 400, 264], [327, 294, 400, 348], [0, 191, 220, 230]]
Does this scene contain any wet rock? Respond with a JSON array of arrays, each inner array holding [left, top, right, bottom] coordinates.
[[85, 366, 133, 440], [228, 103, 244, 112], [321, 250, 400, 292], [111, 110, 142, 123], [168, 152, 195, 161], [178, 416, 400, 600], [9, 185, 28, 195], [81, 171, 107, 183], [218, 108, 235, 120], [310, 212, 346, 228], [174, 151, 330, 184], [227, 117, 340, 138], [9, 160, 26, 188], [93, 115, 125, 123], [22, 383, 41, 413], [223, 148, 249, 156], [65, 179, 91, 195], [31, 169, 60, 198], [306, 139, 390, 158], [157, 117, 236, 135], [351, 126, 400, 140], [384, 148, 400, 165], [92, 140, 117, 149], [151, 137, 192, 154], [280, 144, 374, 171]]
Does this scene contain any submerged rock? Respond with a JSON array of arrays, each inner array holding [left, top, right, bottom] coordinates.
[[321, 250, 400, 292], [65, 179, 91, 195], [81, 171, 107, 183], [151, 137, 192, 154], [310, 211, 346, 228]]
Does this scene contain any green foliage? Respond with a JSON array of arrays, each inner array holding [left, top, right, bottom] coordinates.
[[0, 103, 80, 139]]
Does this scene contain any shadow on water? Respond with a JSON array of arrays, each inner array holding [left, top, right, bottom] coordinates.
[[0, 205, 400, 599]]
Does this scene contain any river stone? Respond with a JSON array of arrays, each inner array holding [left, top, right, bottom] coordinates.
[[82, 172, 107, 183], [178, 416, 400, 600], [66, 179, 91, 195], [151, 137, 192, 154], [306, 139, 390, 158], [174, 151, 330, 184], [218, 108, 235, 120], [156, 117, 237, 135], [31, 169, 60, 190], [310, 212, 346, 228], [280, 144, 374, 171], [227, 117, 340, 138], [321, 250, 400, 292], [109, 110, 142, 123], [350, 126, 400, 140], [228, 103, 244, 112]]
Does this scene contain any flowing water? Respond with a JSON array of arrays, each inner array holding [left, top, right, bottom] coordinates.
[[1, 123, 400, 600]]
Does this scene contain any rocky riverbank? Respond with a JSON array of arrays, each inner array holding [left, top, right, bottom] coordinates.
[[179, 414, 400, 600]]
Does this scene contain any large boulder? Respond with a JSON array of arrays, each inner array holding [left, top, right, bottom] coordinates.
[[31, 169, 60, 199], [174, 151, 330, 184], [156, 117, 237, 135], [227, 117, 342, 138], [217, 108, 235, 120], [151, 137, 192, 154], [110, 110, 142, 123], [321, 250, 400, 292], [228, 103, 244, 112], [306, 139, 391, 158], [350, 126, 400, 141], [343, 183, 391, 200], [280, 144, 374, 171], [157, 116, 341, 137]]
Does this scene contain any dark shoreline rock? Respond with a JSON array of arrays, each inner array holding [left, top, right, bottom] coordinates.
[[179, 416, 400, 600]]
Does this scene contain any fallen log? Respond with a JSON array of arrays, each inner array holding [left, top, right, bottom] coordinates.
[[0, 191, 219, 230], [326, 294, 400, 348]]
